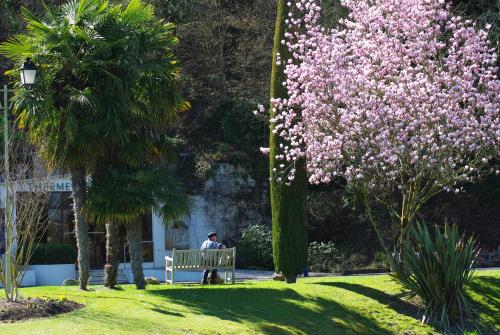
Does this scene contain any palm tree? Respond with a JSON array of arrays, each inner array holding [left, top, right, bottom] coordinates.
[[0, 0, 110, 289], [103, 219, 121, 288], [0, 0, 188, 289], [85, 93, 190, 290], [87, 164, 190, 289]]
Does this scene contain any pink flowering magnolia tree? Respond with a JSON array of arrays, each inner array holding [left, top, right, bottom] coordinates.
[[258, 0, 500, 269]]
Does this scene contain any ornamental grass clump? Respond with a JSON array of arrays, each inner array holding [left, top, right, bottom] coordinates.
[[393, 223, 480, 330]]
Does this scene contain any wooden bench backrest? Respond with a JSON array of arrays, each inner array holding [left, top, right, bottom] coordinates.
[[171, 248, 236, 270]]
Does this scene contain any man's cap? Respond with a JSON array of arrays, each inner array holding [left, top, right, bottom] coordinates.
[[208, 232, 217, 238]]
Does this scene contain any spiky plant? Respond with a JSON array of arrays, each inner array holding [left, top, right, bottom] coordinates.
[[393, 223, 480, 330]]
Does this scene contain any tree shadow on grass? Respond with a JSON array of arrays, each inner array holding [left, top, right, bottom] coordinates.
[[467, 275, 500, 332], [315, 282, 420, 320], [41, 290, 186, 321], [317, 275, 500, 333], [108, 286, 125, 291], [149, 307, 185, 317], [147, 286, 393, 335], [468, 276, 500, 311]]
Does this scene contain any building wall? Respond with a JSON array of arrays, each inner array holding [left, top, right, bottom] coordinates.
[[156, 163, 270, 267], [1, 163, 270, 273], [159, 164, 269, 259]]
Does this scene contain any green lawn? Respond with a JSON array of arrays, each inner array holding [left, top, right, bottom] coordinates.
[[1, 271, 499, 335]]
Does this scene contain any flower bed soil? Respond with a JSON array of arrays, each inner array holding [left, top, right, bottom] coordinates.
[[0, 297, 83, 322]]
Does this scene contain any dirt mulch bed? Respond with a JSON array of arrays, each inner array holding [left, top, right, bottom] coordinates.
[[0, 297, 83, 323]]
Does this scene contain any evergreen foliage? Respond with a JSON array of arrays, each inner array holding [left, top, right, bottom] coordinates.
[[237, 225, 273, 269], [269, 0, 307, 283], [307, 241, 347, 273], [29, 243, 77, 265]]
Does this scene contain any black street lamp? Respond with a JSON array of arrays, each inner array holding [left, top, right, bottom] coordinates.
[[20, 58, 37, 88], [1, 57, 37, 295]]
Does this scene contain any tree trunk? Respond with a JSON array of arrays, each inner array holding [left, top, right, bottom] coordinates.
[[104, 220, 120, 288], [395, 214, 413, 274], [361, 194, 399, 272], [70, 167, 90, 290], [269, 0, 308, 284], [126, 223, 146, 289]]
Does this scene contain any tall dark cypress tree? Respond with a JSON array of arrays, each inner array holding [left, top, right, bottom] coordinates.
[[269, 0, 308, 284]]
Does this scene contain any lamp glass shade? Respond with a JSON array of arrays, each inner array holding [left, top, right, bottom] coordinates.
[[20, 58, 37, 86]]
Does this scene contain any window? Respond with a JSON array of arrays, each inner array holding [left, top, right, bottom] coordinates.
[[165, 221, 190, 250], [141, 214, 153, 262], [45, 192, 74, 244]]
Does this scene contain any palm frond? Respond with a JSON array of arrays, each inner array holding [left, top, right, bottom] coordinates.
[[1, 0, 189, 198], [22, 6, 57, 36], [0, 35, 33, 60], [122, 0, 154, 26]]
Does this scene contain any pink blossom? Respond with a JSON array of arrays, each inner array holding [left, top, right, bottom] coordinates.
[[260, 147, 270, 155], [267, 0, 499, 196]]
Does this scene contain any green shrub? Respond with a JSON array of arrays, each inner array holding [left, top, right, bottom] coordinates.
[[236, 225, 273, 269], [29, 243, 78, 265], [62, 279, 79, 286], [370, 251, 390, 269], [345, 253, 370, 270], [145, 277, 161, 285], [307, 241, 347, 273], [393, 223, 479, 330]]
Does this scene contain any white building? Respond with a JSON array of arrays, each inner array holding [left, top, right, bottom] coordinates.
[[0, 164, 269, 286]]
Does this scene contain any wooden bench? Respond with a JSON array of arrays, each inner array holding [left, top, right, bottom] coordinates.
[[165, 248, 236, 285]]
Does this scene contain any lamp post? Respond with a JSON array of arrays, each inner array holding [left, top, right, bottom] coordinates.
[[20, 58, 37, 89], [1, 58, 36, 296]]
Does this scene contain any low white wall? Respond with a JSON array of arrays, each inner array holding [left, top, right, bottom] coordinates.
[[7, 263, 224, 286], [0, 269, 36, 288], [22, 269, 36, 286], [29, 264, 75, 286]]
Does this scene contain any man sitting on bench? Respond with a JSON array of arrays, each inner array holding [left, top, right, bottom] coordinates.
[[201, 232, 225, 284]]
